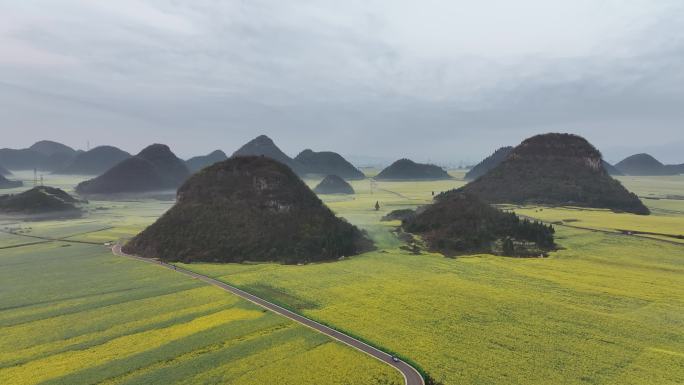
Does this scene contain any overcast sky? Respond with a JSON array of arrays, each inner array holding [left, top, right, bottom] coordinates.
[[1, 0, 683, 164]]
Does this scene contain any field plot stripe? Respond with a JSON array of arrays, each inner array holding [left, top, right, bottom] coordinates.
[[0, 240, 52, 249], [516, 214, 684, 247], [112, 245, 424, 385], [0, 230, 103, 245]]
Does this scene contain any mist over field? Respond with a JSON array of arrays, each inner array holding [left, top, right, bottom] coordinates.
[[2, 1, 684, 163]]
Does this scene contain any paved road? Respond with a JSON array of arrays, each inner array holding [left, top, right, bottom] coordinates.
[[112, 245, 425, 385]]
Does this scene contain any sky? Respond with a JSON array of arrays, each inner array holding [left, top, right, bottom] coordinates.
[[1, 0, 683, 165]]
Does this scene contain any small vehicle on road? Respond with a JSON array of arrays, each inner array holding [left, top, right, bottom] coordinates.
[[391, 356, 400, 363]]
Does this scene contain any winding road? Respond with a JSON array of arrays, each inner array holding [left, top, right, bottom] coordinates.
[[112, 244, 425, 385]]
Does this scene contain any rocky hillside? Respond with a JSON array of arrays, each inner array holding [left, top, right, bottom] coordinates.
[[232, 135, 305, 174], [58, 146, 131, 175], [375, 159, 451, 180], [615, 153, 679, 176], [76, 144, 190, 195], [124, 156, 371, 264], [186, 150, 228, 173], [0, 186, 82, 214], [602, 161, 622, 176], [458, 133, 649, 215], [313, 175, 355, 194], [0, 148, 41, 170], [29, 140, 77, 157], [30, 140, 78, 171], [465, 147, 513, 180], [467, 146, 621, 180], [403, 192, 555, 256], [295, 149, 365, 179], [0, 140, 77, 171]]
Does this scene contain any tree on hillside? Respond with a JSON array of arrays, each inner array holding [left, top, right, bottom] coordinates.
[[502, 237, 515, 256]]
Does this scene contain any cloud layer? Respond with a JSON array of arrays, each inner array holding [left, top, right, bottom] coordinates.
[[1, 0, 683, 163]]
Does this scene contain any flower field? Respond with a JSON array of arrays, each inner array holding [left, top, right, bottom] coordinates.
[[184, 175, 684, 384], [0, 240, 401, 385], [1, 172, 682, 384]]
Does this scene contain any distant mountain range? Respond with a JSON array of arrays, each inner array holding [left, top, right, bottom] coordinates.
[[186, 150, 228, 172], [76, 144, 190, 195], [58, 146, 131, 175], [295, 149, 365, 180], [29, 140, 77, 158], [0, 140, 78, 172], [614, 153, 683, 176], [231, 135, 366, 179], [232, 135, 306, 174], [2, 137, 681, 183], [375, 159, 451, 180]]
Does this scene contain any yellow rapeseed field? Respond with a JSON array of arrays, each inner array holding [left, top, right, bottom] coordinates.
[[184, 174, 684, 384], [0, 238, 401, 385], [2, 172, 682, 384]]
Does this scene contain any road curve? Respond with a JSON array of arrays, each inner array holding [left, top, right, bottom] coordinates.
[[112, 244, 425, 385]]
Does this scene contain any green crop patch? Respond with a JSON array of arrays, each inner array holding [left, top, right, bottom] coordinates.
[[0, 225, 401, 385]]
